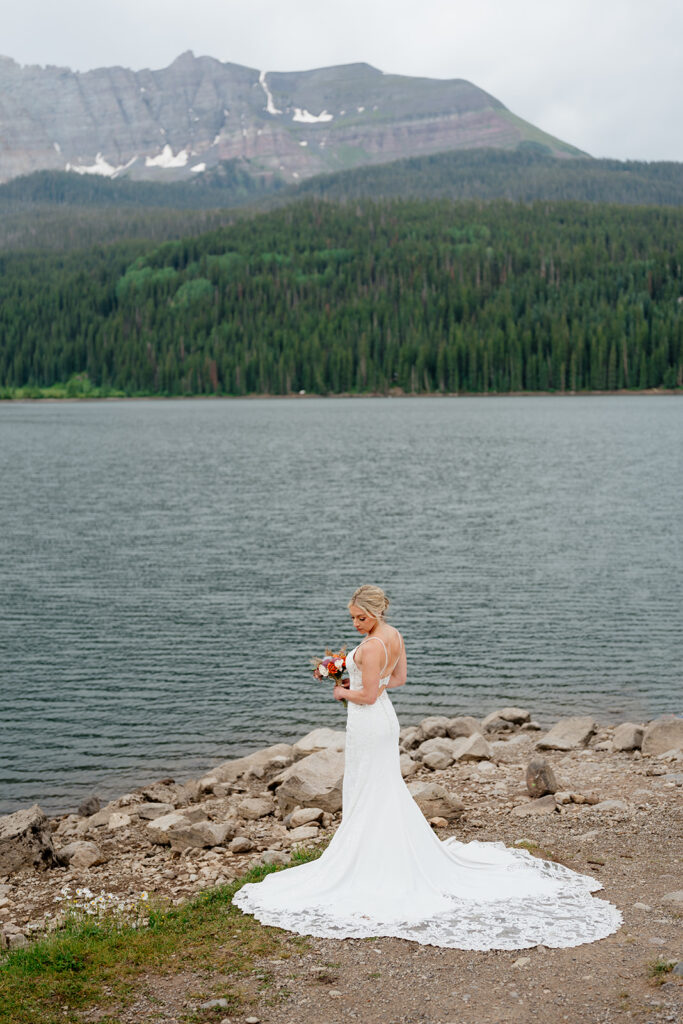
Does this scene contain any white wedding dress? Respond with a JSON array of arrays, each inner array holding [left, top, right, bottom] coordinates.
[[233, 636, 622, 949]]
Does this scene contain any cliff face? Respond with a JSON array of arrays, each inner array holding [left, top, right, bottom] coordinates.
[[0, 52, 582, 184]]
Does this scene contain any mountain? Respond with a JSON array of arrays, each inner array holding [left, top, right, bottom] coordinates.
[[0, 52, 584, 185]]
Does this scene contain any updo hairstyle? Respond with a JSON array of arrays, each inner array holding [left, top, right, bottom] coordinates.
[[348, 584, 390, 621]]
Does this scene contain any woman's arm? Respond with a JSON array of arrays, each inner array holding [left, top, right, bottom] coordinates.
[[333, 638, 383, 705]]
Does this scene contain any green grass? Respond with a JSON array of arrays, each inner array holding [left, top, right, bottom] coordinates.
[[0, 848, 322, 1024], [647, 957, 676, 985]]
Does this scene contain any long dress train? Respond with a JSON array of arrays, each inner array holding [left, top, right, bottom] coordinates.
[[233, 639, 622, 950]]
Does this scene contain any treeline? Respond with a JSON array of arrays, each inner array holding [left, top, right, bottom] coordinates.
[[293, 147, 683, 207], [1, 198, 682, 397], [3, 147, 683, 252], [0, 160, 281, 209]]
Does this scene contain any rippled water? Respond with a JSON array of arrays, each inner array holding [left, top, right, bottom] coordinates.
[[0, 396, 681, 814]]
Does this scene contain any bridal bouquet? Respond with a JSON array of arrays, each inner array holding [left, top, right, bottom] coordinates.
[[312, 648, 349, 689]]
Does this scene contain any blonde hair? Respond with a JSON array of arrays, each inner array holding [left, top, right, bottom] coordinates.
[[348, 584, 390, 621]]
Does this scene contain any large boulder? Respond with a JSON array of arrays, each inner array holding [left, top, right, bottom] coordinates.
[[481, 711, 516, 733], [417, 716, 451, 740], [237, 796, 275, 820], [612, 723, 644, 752], [292, 728, 345, 757], [526, 757, 559, 798], [495, 707, 531, 724], [641, 717, 683, 756], [399, 726, 423, 752], [57, 840, 106, 869], [147, 811, 192, 844], [0, 805, 58, 875], [201, 743, 294, 787], [166, 820, 235, 852], [275, 749, 345, 814], [536, 717, 597, 751], [451, 733, 492, 761], [407, 781, 464, 821], [133, 802, 176, 820], [512, 795, 558, 817], [446, 716, 481, 739], [415, 737, 457, 762], [400, 753, 419, 778]]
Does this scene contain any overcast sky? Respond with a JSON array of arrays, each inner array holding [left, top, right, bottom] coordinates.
[[5, 0, 682, 161]]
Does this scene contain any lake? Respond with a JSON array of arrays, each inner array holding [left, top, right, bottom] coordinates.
[[0, 395, 681, 814]]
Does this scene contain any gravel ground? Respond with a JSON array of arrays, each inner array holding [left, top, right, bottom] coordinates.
[[65, 734, 683, 1024]]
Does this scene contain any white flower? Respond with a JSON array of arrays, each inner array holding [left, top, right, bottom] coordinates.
[[319, 665, 329, 677], [334, 659, 344, 669]]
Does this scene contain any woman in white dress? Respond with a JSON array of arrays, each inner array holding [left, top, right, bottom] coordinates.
[[233, 585, 622, 949]]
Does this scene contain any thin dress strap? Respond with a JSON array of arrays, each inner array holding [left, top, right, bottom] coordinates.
[[360, 634, 389, 676]]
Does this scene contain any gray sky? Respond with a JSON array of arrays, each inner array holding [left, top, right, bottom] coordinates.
[[5, 0, 682, 161]]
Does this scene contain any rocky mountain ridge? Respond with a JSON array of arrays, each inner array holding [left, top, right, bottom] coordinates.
[[0, 51, 583, 184]]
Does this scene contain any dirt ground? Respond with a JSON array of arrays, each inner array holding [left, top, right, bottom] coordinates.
[[80, 737, 682, 1024]]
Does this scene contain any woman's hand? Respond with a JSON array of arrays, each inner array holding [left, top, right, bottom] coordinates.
[[333, 685, 348, 701]]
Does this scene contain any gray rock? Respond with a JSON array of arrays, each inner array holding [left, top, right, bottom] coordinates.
[[77, 795, 100, 817], [446, 716, 482, 739], [284, 807, 324, 829], [275, 749, 345, 814], [106, 812, 131, 830], [199, 998, 229, 1010], [592, 799, 629, 813], [400, 753, 419, 779], [536, 716, 597, 751], [661, 890, 683, 907], [673, 961, 683, 977], [492, 707, 531, 725], [0, 804, 58, 875], [451, 733, 491, 761], [201, 743, 295, 788], [526, 757, 559, 798], [423, 749, 454, 770], [229, 836, 253, 853], [481, 712, 515, 733], [641, 717, 683, 756], [147, 812, 192, 844], [612, 722, 644, 751], [417, 715, 451, 739], [522, 721, 542, 731], [2, 929, 28, 949], [407, 781, 464, 821], [237, 796, 275, 820], [167, 820, 235, 852], [512, 794, 558, 817], [399, 725, 423, 750], [292, 728, 345, 757], [133, 802, 177, 820], [57, 840, 106, 869], [415, 737, 457, 762], [261, 850, 290, 866], [287, 824, 320, 843]]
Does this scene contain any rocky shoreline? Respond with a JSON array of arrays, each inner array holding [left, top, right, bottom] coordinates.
[[1, 707, 682, 960]]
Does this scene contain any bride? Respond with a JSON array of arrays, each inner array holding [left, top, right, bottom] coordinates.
[[233, 585, 622, 949]]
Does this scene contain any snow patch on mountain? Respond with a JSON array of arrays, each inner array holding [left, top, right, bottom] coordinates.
[[293, 108, 333, 124], [190, 162, 206, 173], [66, 153, 137, 178], [259, 70, 282, 116], [145, 145, 189, 169]]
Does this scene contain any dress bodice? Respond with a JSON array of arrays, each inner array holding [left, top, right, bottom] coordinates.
[[346, 642, 392, 693]]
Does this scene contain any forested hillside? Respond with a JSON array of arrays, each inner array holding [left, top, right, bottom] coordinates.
[[293, 148, 683, 206], [1, 199, 681, 397], [2, 149, 683, 252]]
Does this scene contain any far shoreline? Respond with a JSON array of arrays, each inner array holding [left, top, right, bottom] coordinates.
[[2, 387, 681, 404]]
